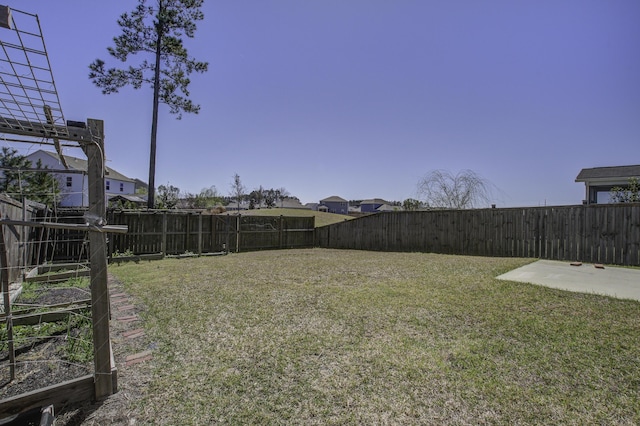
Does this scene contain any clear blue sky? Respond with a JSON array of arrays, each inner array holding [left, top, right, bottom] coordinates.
[[3, 1, 639, 206]]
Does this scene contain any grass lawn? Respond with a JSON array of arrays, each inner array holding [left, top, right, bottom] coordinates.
[[231, 208, 353, 227], [110, 249, 640, 424]]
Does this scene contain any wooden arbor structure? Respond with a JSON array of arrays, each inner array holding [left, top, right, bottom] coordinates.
[[0, 6, 126, 418]]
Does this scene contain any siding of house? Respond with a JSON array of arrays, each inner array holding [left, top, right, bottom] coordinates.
[[360, 202, 383, 213], [320, 196, 349, 214], [360, 199, 391, 213], [26, 150, 136, 207]]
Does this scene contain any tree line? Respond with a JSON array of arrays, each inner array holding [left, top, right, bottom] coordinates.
[[152, 174, 298, 210], [2, 147, 638, 211]]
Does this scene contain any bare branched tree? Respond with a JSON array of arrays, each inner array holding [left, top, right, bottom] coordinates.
[[229, 173, 246, 211], [417, 169, 494, 209]]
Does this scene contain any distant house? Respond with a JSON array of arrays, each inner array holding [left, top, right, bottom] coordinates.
[[319, 196, 349, 214], [224, 200, 251, 211], [575, 165, 640, 204], [305, 202, 320, 211], [360, 198, 390, 213], [108, 194, 147, 209], [376, 204, 401, 212], [277, 198, 309, 209], [25, 149, 138, 207], [133, 178, 149, 194]]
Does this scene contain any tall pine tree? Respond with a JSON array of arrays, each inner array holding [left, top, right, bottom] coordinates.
[[89, 0, 209, 208]]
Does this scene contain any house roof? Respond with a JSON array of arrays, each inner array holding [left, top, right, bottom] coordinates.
[[31, 150, 136, 183], [576, 165, 640, 182], [278, 199, 308, 209], [320, 195, 347, 203], [361, 198, 389, 205], [376, 204, 397, 212], [108, 194, 147, 203]]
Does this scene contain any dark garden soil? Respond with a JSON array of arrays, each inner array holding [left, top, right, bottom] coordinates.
[[1, 275, 152, 425], [0, 286, 93, 401]]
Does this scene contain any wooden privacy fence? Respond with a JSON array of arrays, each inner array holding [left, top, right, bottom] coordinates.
[[316, 204, 640, 266], [44, 211, 315, 261], [0, 195, 45, 283]]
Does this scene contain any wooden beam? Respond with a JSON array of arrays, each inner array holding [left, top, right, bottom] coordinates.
[[0, 305, 90, 326], [37, 262, 89, 274], [0, 374, 94, 418], [1, 298, 91, 319], [0, 6, 12, 30], [0, 219, 128, 234], [25, 269, 90, 283], [0, 117, 93, 143], [82, 118, 113, 400]]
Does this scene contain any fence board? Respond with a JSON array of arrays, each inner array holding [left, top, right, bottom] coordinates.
[[40, 211, 314, 260], [316, 204, 640, 266]]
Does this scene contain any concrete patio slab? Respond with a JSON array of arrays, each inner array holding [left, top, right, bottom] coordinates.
[[497, 259, 640, 301]]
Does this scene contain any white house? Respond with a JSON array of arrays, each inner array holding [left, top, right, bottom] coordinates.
[[26, 149, 139, 207]]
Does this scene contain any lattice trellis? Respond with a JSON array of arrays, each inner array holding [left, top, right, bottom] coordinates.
[[0, 6, 70, 143], [0, 6, 119, 410]]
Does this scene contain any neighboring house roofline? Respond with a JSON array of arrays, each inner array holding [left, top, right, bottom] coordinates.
[[360, 198, 390, 205], [320, 195, 348, 203], [30, 149, 136, 183], [575, 165, 640, 182]]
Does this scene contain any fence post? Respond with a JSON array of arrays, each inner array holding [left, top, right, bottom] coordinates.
[[236, 214, 241, 253], [197, 212, 203, 255], [0, 225, 15, 381], [82, 118, 113, 400], [161, 212, 167, 255]]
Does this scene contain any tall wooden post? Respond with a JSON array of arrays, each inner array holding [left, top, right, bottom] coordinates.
[[82, 119, 113, 400], [0, 225, 15, 381], [197, 212, 203, 255], [236, 215, 241, 253], [161, 212, 167, 255]]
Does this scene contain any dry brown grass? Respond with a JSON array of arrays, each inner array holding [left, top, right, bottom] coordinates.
[[101, 249, 640, 424]]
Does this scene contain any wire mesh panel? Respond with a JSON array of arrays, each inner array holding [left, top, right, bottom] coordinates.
[[0, 6, 69, 142], [0, 5, 117, 408]]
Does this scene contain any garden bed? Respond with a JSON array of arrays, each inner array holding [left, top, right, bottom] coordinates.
[[0, 276, 93, 402]]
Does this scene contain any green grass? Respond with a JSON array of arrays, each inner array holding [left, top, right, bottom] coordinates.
[[110, 249, 640, 424], [232, 207, 353, 227]]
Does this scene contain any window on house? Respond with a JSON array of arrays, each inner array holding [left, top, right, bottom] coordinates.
[[66, 176, 72, 187], [106, 180, 110, 190], [120, 183, 124, 192]]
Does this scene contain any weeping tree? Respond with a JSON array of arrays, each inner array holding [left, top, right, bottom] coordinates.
[[417, 169, 494, 209], [89, 0, 209, 208]]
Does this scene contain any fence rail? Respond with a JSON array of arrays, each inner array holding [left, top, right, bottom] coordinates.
[[315, 204, 640, 266]]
